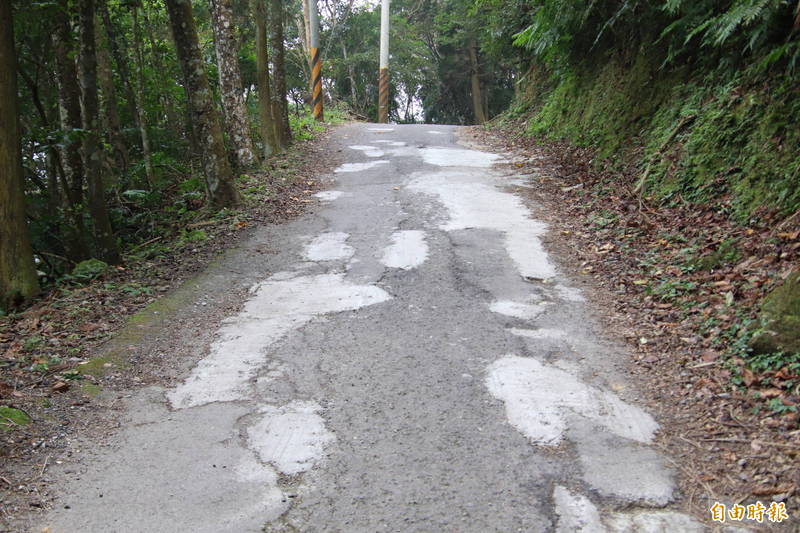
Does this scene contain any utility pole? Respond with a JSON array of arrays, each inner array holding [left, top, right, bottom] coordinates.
[[378, 0, 390, 123], [309, 0, 323, 121]]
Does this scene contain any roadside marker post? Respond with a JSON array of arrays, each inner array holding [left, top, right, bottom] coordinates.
[[378, 0, 390, 123], [309, 0, 323, 121]]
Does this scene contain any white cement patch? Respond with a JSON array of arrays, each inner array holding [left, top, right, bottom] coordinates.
[[314, 190, 345, 202], [372, 140, 406, 146], [334, 160, 389, 173], [485, 355, 659, 446], [380, 230, 429, 270], [247, 401, 335, 476], [555, 284, 585, 302], [574, 429, 675, 506], [304, 232, 354, 262], [420, 147, 499, 168], [605, 511, 705, 532], [553, 486, 604, 533], [168, 274, 391, 408], [348, 145, 385, 157], [408, 170, 555, 280], [490, 301, 547, 320], [507, 327, 567, 340], [554, 485, 705, 533]]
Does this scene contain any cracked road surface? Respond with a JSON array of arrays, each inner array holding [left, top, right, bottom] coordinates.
[[41, 124, 707, 532]]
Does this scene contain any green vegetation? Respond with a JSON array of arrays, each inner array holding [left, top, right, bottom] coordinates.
[[3, 0, 339, 308], [481, 0, 800, 219], [749, 272, 800, 355], [70, 259, 110, 282], [0, 406, 32, 430]]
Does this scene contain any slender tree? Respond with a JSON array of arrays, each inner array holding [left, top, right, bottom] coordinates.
[[131, 2, 156, 187], [77, 0, 121, 264], [140, 6, 180, 131], [95, 14, 129, 173], [0, 0, 40, 308], [53, 0, 92, 261], [165, 0, 240, 208], [210, 0, 256, 168], [98, 2, 138, 132], [468, 39, 487, 124], [269, 0, 292, 148], [253, 0, 278, 157]]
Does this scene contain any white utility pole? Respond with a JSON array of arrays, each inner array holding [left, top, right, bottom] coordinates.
[[378, 0, 390, 123]]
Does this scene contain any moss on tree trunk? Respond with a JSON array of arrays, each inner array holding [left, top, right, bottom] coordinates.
[[0, 1, 40, 309], [77, 0, 121, 265], [165, 0, 241, 209], [210, 0, 256, 169]]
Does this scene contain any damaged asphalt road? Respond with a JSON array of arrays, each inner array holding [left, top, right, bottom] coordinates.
[[39, 123, 711, 532]]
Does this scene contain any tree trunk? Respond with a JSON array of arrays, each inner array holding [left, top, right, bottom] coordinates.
[[210, 0, 256, 169], [78, 0, 121, 264], [298, 0, 312, 73], [269, 0, 291, 148], [53, 0, 92, 261], [140, 6, 180, 130], [165, 0, 240, 208], [342, 42, 359, 112], [95, 15, 129, 173], [253, 0, 277, 158], [132, 5, 156, 187], [98, 2, 138, 130], [0, 0, 40, 308], [468, 39, 488, 124]]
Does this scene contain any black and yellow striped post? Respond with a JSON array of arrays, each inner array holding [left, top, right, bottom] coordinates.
[[378, 68, 389, 123], [309, 0, 323, 121], [378, 0, 390, 123], [311, 47, 323, 121]]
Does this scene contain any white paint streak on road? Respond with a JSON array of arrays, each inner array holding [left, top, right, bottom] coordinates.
[[485, 355, 659, 446], [380, 230, 429, 270], [335, 161, 389, 173], [490, 301, 547, 320], [314, 190, 344, 202], [427, 131, 445, 135], [348, 145, 385, 157], [305, 232, 354, 262], [247, 401, 336, 476], [168, 274, 391, 408], [408, 170, 555, 280], [368, 128, 395, 133], [420, 147, 499, 168]]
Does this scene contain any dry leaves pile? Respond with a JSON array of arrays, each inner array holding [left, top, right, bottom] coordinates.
[[466, 121, 799, 521]]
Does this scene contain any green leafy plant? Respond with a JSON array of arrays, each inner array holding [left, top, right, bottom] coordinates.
[[70, 259, 110, 282]]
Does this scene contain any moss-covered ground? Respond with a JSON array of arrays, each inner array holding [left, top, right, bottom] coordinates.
[[508, 55, 800, 221]]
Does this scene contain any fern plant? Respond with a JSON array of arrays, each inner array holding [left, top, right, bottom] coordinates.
[[661, 0, 799, 71]]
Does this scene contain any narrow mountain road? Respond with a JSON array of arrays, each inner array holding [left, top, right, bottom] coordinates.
[[41, 124, 709, 532]]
